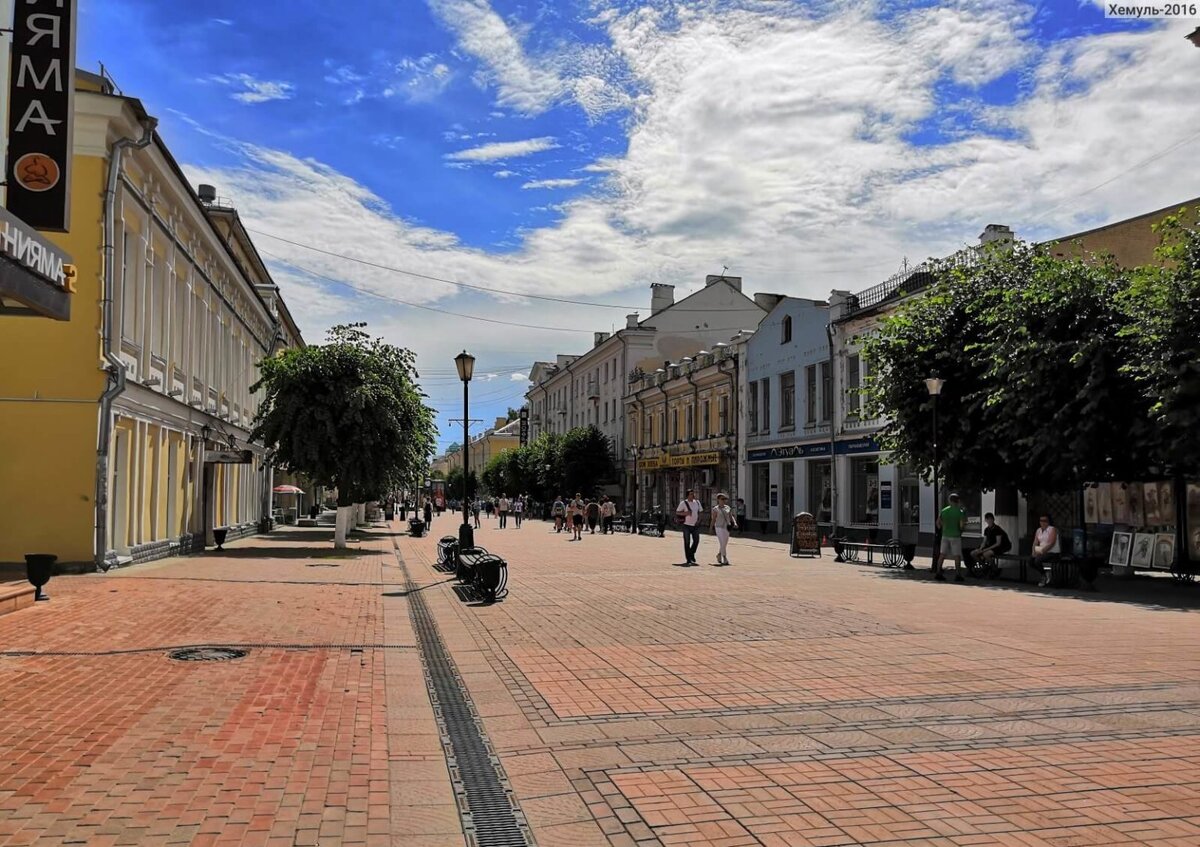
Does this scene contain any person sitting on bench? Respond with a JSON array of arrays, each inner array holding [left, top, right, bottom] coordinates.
[[1032, 513, 1060, 587], [969, 512, 1011, 577]]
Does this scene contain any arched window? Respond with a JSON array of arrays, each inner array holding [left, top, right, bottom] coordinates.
[[782, 315, 793, 344]]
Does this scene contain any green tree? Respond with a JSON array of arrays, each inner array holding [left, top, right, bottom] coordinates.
[[1119, 217, 1200, 475], [561, 425, 616, 497], [863, 243, 1154, 494], [251, 323, 436, 546], [430, 470, 445, 480], [444, 467, 478, 503]]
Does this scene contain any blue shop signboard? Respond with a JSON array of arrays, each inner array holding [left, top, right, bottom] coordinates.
[[747, 436, 879, 463]]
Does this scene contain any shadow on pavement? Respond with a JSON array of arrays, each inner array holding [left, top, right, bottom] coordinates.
[[858, 563, 1200, 613], [204, 545, 374, 560]]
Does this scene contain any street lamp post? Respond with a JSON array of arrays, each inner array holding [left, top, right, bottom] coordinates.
[[925, 377, 945, 564], [456, 350, 476, 549]]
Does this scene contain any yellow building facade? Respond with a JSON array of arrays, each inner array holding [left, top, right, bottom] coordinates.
[[0, 73, 302, 572]]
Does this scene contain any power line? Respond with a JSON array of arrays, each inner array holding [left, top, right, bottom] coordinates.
[[258, 250, 590, 333]]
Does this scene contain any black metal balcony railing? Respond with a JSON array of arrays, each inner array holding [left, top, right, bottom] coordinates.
[[844, 248, 978, 317]]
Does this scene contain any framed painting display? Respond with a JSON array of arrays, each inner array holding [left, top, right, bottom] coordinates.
[[1143, 482, 1162, 525], [1159, 481, 1176, 523], [1112, 484, 1130, 525], [1109, 531, 1132, 567], [1097, 482, 1113, 524], [1188, 483, 1200, 561], [1083, 485, 1098, 524], [1130, 533, 1155, 568], [1127, 482, 1144, 528], [1153, 533, 1176, 569]]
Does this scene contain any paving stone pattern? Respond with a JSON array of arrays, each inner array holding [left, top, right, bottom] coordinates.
[[399, 520, 1200, 846], [1, 518, 1199, 846]]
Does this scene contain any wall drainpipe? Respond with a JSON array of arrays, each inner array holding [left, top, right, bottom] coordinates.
[[94, 116, 158, 572]]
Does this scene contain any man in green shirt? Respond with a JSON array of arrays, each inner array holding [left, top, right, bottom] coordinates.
[[936, 493, 968, 583]]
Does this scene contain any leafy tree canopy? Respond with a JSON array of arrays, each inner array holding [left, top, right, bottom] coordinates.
[[862, 230, 1200, 494], [444, 467, 479, 502], [251, 323, 437, 507]]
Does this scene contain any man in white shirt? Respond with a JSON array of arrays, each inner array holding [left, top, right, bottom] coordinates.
[[676, 489, 702, 565], [498, 495, 510, 529], [513, 496, 524, 528]]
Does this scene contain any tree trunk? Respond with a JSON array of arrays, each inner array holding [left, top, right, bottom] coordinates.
[[355, 503, 366, 527], [334, 505, 354, 548]]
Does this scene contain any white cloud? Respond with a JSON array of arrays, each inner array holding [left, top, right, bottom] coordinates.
[[493, 170, 517, 178], [511, 372, 528, 381], [446, 136, 559, 161], [522, 178, 585, 190], [210, 73, 295, 104], [184, 5, 1200, 379]]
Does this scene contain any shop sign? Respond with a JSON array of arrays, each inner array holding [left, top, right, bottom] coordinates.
[[638, 451, 722, 471], [6, 0, 78, 231], [519, 406, 529, 446], [204, 449, 253, 464], [747, 441, 831, 463], [835, 436, 880, 455], [0, 205, 71, 287]]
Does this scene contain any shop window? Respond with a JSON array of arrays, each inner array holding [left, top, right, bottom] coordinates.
[[780, 371, 796, 429], [851, 456, 879, 525], [753, 464, 770, 519], [807, 459, 832, 524], [898, 464, 920, 528], [748, 382, 758, 433], [805, 365, 817, 424]]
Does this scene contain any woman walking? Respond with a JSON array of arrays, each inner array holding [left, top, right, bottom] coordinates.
[[711, 493, 737, 565]]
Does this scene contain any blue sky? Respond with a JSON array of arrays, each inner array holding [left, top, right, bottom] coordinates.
[[77, 0, 1199, 451]]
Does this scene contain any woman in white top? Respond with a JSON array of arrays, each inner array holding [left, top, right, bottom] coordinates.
[[1032, 513, 1060, 587], [711, 493, 737, 565]]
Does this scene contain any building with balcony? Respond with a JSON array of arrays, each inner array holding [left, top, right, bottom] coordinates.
[[526, 276, 768, 502], [625, 337, 744, 515], [0, 72, 303, 571]]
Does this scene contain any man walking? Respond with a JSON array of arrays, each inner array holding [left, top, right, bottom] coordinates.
[[498, 494, 510, 529], [513, 495, 523, 528], [936, 493, 968, 582], [676, 489, 702, 565], [569, 493, 586, 541], [600, 497, 615, 534]]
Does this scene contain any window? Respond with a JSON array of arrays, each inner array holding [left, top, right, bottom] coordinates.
[[119, 229, 138, 342], [780, 371, 796, 429], [719, 395, 730, 434], [748, 382, 758, 433], [805, 365, 817, 424], [847, 354, 861, 416], [761, 378, 771, 433], [171, 273, 186, 370], [820, 361, 832, 423], [659, 411, 667, 446], [642, 412, 651, 445], [152, 250, 168, 357], [685, 405, 694, 440], [753, 464, 770, 519], [671, 408, 679, 442], [850, 457, 879, 525], [702, 399, 711, 437], [782, 314, 792, 344], [807, 459, 832, 524]]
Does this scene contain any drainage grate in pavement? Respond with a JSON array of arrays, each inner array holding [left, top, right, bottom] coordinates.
[[306, 563, 341, 567], [393, 540, 533, 846], [167, 646, 249, 662]]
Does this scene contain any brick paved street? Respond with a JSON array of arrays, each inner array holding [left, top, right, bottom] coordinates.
[[2, 519, 1200, 846]]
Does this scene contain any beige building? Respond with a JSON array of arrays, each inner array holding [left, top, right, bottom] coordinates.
[[433, 417, 520, 489]]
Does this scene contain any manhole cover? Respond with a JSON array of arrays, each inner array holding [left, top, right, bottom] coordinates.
[[168, 647, 248, 662]]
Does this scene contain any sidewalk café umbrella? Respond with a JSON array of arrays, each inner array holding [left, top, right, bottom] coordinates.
[[273, 484, 305, 494]]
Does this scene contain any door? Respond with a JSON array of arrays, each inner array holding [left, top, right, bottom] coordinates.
[[782, 462, 795, 524]]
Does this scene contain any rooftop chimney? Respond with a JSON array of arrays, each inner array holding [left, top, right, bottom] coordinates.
[[626, 313, 640, 329], [650, 283, 675, 315], [706, 274, 742, 292], [979, 224, 1013, 247], [594, 331, 610, 347], [197, 184, 217, 204]]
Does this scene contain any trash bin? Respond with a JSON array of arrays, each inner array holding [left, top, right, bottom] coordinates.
[[24, 553, 56, 601]]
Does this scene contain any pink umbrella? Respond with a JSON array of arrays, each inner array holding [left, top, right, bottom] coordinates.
[[273, 484, 305, 494]]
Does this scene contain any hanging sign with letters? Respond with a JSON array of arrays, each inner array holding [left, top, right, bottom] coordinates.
[[6, 0, 78, 232]]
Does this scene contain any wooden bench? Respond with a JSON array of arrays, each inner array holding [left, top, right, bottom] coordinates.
[[834, 538, 906, 568]]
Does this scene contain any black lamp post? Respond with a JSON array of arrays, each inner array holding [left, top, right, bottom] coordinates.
[[455, 350, 476, 548], [628, 445, 639, 532], [925, 377, 945, 562]]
